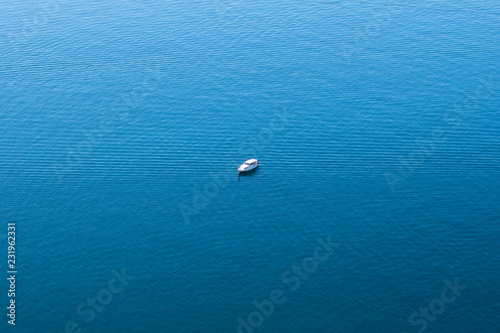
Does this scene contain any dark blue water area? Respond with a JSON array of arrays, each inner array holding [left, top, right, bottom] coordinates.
[[0, 0, 499, 332]]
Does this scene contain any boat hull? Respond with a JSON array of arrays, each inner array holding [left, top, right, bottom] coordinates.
[[238, 164, 259, 173]]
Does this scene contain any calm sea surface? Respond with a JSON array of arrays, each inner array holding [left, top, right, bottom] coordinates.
[[1, 0, 499, 332]]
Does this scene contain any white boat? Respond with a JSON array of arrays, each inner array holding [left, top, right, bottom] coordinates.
[[238, 159, 260, 173]]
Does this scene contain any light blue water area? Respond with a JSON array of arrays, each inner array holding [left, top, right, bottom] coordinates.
[[1, 0, 499, 332]]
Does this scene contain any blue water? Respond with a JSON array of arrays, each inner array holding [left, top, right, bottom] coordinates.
[[1, 0, 499, 332]]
